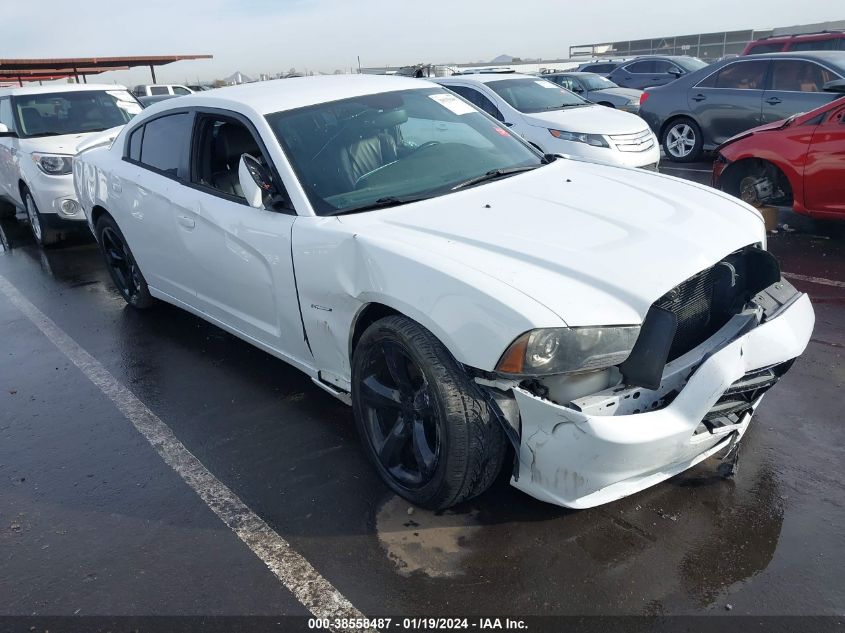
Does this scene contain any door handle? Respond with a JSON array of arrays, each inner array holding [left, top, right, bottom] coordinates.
[[177, 215, 195, 229], [766, 97, 782, 105], [692, 94, 706, 102]]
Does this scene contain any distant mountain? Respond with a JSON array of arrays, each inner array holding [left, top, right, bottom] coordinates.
[[223, 71, 253, 84], [490, 54, 514, 63]]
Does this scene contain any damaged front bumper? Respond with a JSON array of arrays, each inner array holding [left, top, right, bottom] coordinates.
[[503, 283, 814, 509]]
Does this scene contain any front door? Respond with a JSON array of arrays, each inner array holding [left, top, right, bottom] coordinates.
[[804, 102, 845, 216], [171, 111, 308, 360], [762, 59, 842, 124], [0, 98, 20, 203]]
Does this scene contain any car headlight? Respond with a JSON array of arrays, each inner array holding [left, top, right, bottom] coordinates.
[[496, 326, 641, 376], [627, 98, 640, 106], [548, 129, 609, 148], [32, 153, 73, 176]]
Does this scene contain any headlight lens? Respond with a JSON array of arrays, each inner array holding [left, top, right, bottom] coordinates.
[[496, 326, 641, 376], [32, 153, 73, 176], [548, 129, 609, 148]]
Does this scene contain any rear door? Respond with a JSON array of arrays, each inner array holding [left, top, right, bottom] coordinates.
[[118, 111, 197, 303], [803, 101, 845, 216], [688, 59, 769, 145], [0, 97, 19, 202], [762, 59, 843, 123]]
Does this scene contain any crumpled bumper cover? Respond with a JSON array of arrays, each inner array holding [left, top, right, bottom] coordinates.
[[510, 291, 814, 509]]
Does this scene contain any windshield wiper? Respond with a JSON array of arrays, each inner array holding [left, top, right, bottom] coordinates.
[[329, 194, 435, 216], [451, 165, 541, 191]]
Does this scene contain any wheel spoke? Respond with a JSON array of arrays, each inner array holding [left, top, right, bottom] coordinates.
[[411, 418, 436, 476], [360, 374, 402, 409], [378, 416, 409, 466], [383, 342, 414, 391]]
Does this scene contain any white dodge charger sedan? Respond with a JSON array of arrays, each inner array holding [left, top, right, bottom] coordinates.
[[73, 75, 813, 510]]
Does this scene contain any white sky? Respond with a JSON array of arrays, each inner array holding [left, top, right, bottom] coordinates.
[[2, 0, 841, 85]]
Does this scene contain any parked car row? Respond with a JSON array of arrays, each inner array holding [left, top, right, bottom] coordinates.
[[641, 51, 845, 161]]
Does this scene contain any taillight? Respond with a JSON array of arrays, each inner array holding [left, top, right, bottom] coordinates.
[[640, 91, 650, 106]]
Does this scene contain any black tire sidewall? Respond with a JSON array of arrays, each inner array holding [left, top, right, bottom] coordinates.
[[352, 316, 494, 509], [662, 118, 703, 163]]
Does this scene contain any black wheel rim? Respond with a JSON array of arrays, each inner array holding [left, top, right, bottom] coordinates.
[[359, 340, 440, 489], [101, 227, 142, 300]]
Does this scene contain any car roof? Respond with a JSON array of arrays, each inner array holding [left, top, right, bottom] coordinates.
[[435, 73, 538, 85], [147, 75, 433, 116], [0, 83, 127, 97], [744, 50, 845, 62], [544, 72, 594, 77]]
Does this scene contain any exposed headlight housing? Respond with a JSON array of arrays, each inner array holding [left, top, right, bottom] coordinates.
[[548, 129, 609, 148], [32, 153, 73, 176], [496, 326, 641, 376]]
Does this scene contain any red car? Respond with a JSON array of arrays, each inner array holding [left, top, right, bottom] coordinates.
[[712, 93, 845, 220]]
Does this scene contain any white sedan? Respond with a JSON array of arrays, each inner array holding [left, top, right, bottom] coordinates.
[[434, 73, 660, 169], [73, 75, 813, 510]]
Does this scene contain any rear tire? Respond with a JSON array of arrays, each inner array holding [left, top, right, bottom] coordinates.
[[352, 315, 507, 510], [662, 117, 703, 162], [95, 214, 155, 309]]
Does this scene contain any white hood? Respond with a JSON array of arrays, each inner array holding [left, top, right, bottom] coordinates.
[[341, 160, 765, 327], [19, 126, 125, 156], [523, 104, 649, 135]]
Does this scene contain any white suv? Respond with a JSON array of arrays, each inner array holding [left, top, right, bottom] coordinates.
[[434, 73, 659, 169], [132, 84, 194, 97], [0, 84, 141, 246]]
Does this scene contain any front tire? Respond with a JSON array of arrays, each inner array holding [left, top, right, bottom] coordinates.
[[662, 117, 703, 162], [352, 315, 507, 510], [95, 214, 154, 309], [24, 191, 60, 247]]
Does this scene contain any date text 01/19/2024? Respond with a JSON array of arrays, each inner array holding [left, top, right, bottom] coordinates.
[[307, 618, 528, 630]]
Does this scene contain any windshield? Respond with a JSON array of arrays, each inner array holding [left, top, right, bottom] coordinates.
[[266, 87, 543, 215], [678, 57, 709, 72], [12, 90, 142, 138], [485, 78, 589, 113], [579, 74, 619, 90]]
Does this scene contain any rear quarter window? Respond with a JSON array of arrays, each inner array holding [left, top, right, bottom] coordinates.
[[746, 43, 784, 54]]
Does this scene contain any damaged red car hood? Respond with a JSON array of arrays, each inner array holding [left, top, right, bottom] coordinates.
[[339, 160, 765, 327]]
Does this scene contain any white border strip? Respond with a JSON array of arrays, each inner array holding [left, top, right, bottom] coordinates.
[[784, 272, 845, 289], [0, 274, 372, 632]]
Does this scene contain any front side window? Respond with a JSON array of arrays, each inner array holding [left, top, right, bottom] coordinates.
[[789, 38, 839, 52], [770, 60, 839, 92], [12, 90, 142, 138], [711, 61, 769, 89], [266, 88, 542, 215], [676, 57, 708, 72], [138, 112, 192, 177], [172, 86, 192, 95], [580, 74, 618, 90], [149, 86, 169, 96], [485, 78, 589, 113], [191, 115, 277, 202]]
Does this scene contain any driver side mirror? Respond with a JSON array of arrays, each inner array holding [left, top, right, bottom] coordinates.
[[239, 154, 274, 209], [668, 68, 683, 78], [572, 85, 584, 93], [823, 79, 845, 93], [0, 123, 17, 138]]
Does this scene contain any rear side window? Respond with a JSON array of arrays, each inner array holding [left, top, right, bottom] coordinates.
[[583, 63, 615, 73], [138, 113, 192, 177], [746, 42, 784, 54], [172, 86, 191, 95], [127, 126, 143, 161], [770, 60, 839, 92], [446, 85, 504, 121], [0, 98, 14, 131], [788, 38, 840, 52], [624, 61, 656, 74], [149, 86, 169, 96]]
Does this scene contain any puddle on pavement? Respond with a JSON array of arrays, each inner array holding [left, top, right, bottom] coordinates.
[[376, 495, 481, 578]]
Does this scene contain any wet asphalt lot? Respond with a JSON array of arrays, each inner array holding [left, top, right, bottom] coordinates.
[[1, 159, 843, 627]]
